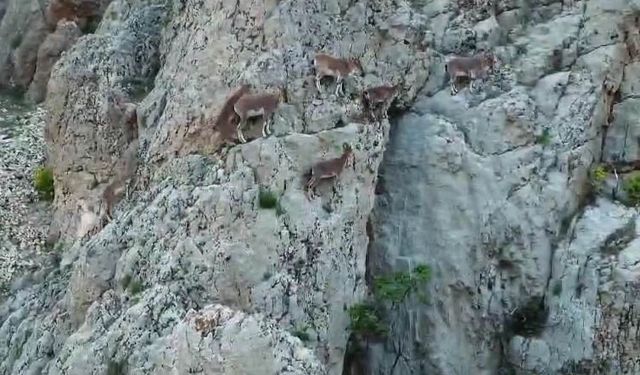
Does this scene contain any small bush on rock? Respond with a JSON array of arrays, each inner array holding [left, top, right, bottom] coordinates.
[[258, 188, 278, 209], [127, 280, 143, 295], [349, 264, 431, 341], [536, 128, 551, 146], [624, 174, 640, 206], [33, 166, 55, 201], [348, 303, 387, 338], [592, 165, 607, 184], [120, 274, 132, 290], [374, 264, 431, 304]]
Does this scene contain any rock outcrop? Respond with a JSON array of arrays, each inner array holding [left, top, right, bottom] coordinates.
[[0, 0, 111, 102], [27, 19, 82, 103], [3, 0, 640, 374]]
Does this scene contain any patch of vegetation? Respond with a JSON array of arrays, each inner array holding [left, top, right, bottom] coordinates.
[[291, 325, 311, 342], [590, 164, 608, 194], [258, 188, 278, 209], [623, 174, 640, 206], [536, 128, 551, 146], [127, 280, 143, 295], [33, 166, 55, 201], [349, 264, 431, 339], [551, 280, 562, 296], [107, 359, 128, 375], [348, 303, 387, 338], [506, 296, 549, 337], [591, 165, 608, 184], [120, 274, 132, 290], [374, 264, 431, 304]]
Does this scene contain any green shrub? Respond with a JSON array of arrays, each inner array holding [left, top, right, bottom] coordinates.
[[120, 274, 132, 290], [258, 188, 278, 209], [348, 303, 387, 338], [349, 264, 431, 340], [374, 264, 431, 304], [592, 165, 607, 184], [624, 174, 640, 206], [127, 280, 143, 295], [536, 128, 551, 146], [33, 167, 55, 201]]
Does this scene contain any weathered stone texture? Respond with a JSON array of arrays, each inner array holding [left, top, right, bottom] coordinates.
[[3, 0, 640, 374]]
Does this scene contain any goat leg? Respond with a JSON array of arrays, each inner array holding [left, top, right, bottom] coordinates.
[[368, 104, 377, 122], [335, 75, 343, 97], [261, 117, 269, 138], [315, 75, 323, 93], [306, 177, 317, 200], [237, 119, 247, 143], [450, 80, 458, 95], [266, 113, 273, 136]]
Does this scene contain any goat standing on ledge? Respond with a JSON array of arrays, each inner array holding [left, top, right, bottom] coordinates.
[[306, 143, 354, 200], [445, 52, 498, 95], [213, 84, 251, 144], [233, 87, 287, 143], [363, 84, 399, 121], [314, 53, 363, 97]]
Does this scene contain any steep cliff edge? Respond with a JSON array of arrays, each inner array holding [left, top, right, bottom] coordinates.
[[3, 0, 640, 374]]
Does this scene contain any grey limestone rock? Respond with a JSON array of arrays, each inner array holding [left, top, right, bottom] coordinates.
[[4, 0, 640, 374]]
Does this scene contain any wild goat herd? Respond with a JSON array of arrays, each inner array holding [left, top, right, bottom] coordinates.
[[215, 51, 498, 200]]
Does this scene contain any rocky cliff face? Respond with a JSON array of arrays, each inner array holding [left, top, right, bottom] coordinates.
[[0, 0, 111, 102], [2, 0, 640, 374]]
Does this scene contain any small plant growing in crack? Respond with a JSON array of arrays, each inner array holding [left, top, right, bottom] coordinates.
[[33, 166, 55, 201], [120, 274, 132, 290], [348, 303, 387, 338], [536, 128, 551, 146], [348, 264, 431, 340], [590, 164, 608, 192], [127, 279, 143, 295], [374, 264, 431, 304], [258, 188, 279, 209], [623, 174, 640, 206]]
